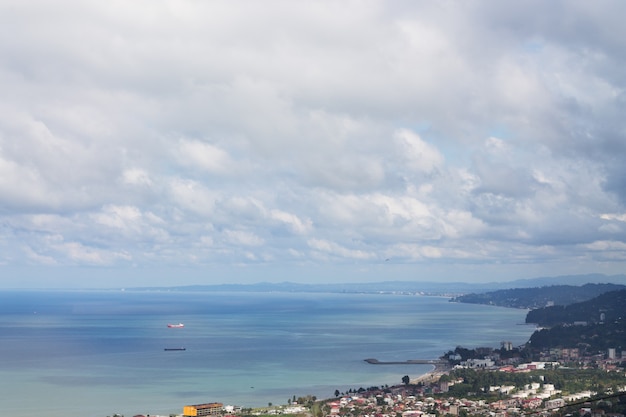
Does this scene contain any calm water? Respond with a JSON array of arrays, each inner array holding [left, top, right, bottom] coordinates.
[[0, 290, 535, 417]]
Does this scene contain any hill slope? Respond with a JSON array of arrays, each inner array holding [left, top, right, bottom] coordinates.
[[526, 289, 626, 352], [525, 288, 626, 326]]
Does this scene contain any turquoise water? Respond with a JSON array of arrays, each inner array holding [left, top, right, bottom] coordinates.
[[0, 290, 535, 417]]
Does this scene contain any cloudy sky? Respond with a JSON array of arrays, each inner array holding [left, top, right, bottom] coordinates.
[[1, 1, 626, 288]]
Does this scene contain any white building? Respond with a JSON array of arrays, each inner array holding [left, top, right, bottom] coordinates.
[[608, 348, 616, 359], [544, 398, 565, 410], [462, 358, 495, 368]]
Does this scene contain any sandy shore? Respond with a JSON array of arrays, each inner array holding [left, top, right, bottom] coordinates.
[[410, 362, 452, 384], [363, 358, 451, 385]]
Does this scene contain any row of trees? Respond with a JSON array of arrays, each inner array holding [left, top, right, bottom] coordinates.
[[332, 384, 392, 398], [286, 394, 317, 406]]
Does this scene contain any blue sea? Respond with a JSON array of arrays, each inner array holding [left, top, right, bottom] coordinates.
[[0, 290, 535, 417]]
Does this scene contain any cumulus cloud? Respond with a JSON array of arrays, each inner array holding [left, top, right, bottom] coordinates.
[[269, 209, 312, 235], [177, 139, 235, 174], [223, 230, 264, 247], [308, 238, 374, 261], [121, 168, 152, 187], [1, 0, 625, 286], [395, 129, 444, 175]]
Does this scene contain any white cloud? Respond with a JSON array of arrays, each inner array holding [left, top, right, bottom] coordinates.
[[601, 213, 626, 222], [23, 246, 58, 265], [121, 168, 152, 187], [585, 240, 626, 251], [395, 129, 444, 174], [39, 235, 132, 265], [167, 178, 218, 217], [223, 230, 264, 247], [177, 139, 234, 174], [94, 205, 142, 229], [307, 238, 374, 260], [388, 243, 445, 260], [90, 205, 168, 243], [1, 0, 626, 286], [269, 209, 312, 235]]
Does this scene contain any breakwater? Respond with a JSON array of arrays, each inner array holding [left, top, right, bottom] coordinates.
[[364, 358, 444, 365]]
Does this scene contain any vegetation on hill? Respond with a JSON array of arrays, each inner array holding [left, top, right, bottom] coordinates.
[[450, 283, 625, 309], [527, 319, 626, 352], [522, 289, 626, 353], [445, 289, 626, 358], [525, 289, 626, 326]]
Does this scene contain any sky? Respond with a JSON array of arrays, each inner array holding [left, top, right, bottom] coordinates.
[[1, 1, 626, 288]]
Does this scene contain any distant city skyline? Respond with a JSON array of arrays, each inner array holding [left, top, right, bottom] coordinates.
[[2, 1, 626, 288]]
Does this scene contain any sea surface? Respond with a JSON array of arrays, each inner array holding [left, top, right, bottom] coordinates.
[[0, 290, 536, 417]]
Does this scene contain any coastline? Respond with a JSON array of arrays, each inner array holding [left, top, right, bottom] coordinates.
[[0, 291, 533, 417], [363, 358, 451, 385], [410, 362, 451, 384]]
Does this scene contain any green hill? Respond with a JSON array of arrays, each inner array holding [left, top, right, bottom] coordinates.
[[525, 288, 626, 326], [525, 289, 626, 353]]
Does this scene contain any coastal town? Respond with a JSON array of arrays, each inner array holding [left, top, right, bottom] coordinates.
[[125, 344, 625, 417], [121, 287, 626, 417]]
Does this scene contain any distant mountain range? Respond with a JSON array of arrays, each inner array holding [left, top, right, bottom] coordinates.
[[128, 273, 626, 295]]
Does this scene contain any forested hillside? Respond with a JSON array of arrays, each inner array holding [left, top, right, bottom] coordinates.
[[450, 283, 625, 309], [525, 289, 626, 353], [527, 320, 626, 352], [525, 288, 626, 326]]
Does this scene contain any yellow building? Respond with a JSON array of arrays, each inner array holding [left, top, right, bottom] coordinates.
[[183, 402, 223, 417]]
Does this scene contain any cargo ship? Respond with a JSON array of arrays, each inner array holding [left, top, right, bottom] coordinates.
[[167, 323, 184, 328], [164, 347, 186, 351]]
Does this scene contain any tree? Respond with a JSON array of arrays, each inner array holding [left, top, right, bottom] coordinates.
[[402, 375, 410, 385], [335, 389, 340, 397]]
